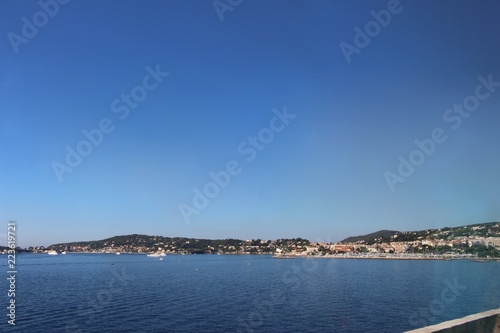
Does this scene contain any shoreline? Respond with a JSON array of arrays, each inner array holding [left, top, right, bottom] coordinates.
[[293, 254, 500, 261], [19, 252, 500, 261]]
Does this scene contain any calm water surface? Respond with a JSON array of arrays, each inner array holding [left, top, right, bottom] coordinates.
[[5, 254, 500, 332]]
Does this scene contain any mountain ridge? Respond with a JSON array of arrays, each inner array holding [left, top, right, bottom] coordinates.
[[340, 221, 500, 244], [39, 221, 500, 249], [341, 230, 399, 244]]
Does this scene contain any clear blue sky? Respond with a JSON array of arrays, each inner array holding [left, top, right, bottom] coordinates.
[[1, 0, 500, 247]]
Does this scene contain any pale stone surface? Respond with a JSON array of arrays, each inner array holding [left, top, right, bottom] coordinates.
[[405, 308, 500, 333]]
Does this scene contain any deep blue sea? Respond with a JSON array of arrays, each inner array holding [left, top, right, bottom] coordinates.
[[3, 254, 499, 332]]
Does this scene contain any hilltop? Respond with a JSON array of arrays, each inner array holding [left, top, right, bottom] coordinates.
[[41, 235, 310, 255], [15, 221, 499, 258], [341, 230, 399, 244], [340, 221, 500, 245]]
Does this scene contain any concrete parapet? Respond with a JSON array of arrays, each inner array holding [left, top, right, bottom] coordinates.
[[405, 308, 500, 333]]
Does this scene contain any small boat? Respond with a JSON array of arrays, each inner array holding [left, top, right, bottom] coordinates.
[[116, 252, 121, 255], [147, 252, 166, 257], [272, 254, 295, 259], [61, 251, 67, 255], [47, 250, 58, 255]]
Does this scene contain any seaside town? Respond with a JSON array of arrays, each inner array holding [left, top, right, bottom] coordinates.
[[11, 222, 500, 259]]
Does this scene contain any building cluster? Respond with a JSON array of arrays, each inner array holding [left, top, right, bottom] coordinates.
[[7, 223, 500, 257], [299, 236, 500, 257]]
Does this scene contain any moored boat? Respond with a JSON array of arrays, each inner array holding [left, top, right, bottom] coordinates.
[[272, 254, 295, 259]]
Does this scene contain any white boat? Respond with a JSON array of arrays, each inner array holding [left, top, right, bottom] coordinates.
[[116, 252, 121, 255], [272, 254, 295, 259], [147, 252, 166, 257], [47, 250, 58, 255], [61, 251, 67, 255]]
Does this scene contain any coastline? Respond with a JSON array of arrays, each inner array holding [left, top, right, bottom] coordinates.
[[291, 253, 500, 261], [22, 252, 500, 261]]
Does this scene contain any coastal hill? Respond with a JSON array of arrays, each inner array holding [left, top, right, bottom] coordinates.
[[44, 235, 310, 255], [18, 221, 499, 257], [0, 245, 30, 253], [340, 221, 500, 245], [341, 230, 399, 244]]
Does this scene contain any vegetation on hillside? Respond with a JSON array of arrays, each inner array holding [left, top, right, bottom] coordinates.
[[341, 222, 500, 244], [47, 235, 310, 255]]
